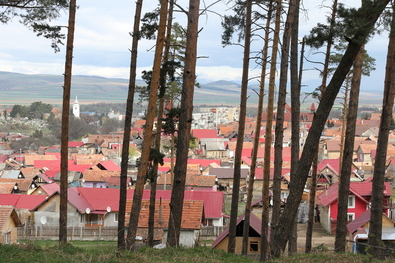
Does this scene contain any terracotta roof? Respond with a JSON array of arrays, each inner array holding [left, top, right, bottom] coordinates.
[[125, 199, 204, 230], [83, 170, 121, 182], [0, 183, 16, 194], [19, 167, 41, 180], [23, 154, 57, 166], [67, 188, 223, 219], [0, 206, 22, 230], [226, 141, 253, 151]]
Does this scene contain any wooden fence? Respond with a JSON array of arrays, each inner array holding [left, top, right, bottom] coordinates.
[[18, 225, 226, 242]]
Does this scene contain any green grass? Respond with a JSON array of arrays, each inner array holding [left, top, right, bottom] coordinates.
[[2, 242, 395, 263]]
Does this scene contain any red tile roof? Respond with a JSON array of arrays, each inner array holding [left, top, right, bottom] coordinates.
[[68, 141, 84, 147], [0, 194, 47, 210], [98, 160, 121, 171], [191, 129, 219, 140], [318, 181, 392, 207]]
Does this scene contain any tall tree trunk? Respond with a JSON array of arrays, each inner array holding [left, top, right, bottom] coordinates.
[[368, 5, 395, 256], [167, 0, 199, 247], [306, 0, 338, 253], [261, 0, 281, 260], [59, 0, 76, 245], [288, 0, 300, 255], [334, 46, 364, 253], [228, 0, 252, 254], [118, 0, 142, 250], [271, 0, 296, 249], [148, 0, 174, 247], [271, 1, 390, 257], [339, 73, 350, 170], [126, 0, 168, 250], [241, 0, 271, 255]]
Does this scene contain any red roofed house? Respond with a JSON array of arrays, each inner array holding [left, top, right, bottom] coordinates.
[[126, 199, 205, 248], [317, 181, 392, 234], [346, 209, 395, 254]]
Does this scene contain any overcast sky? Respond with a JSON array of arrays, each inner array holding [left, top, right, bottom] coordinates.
[[0, 0, 390, 92]]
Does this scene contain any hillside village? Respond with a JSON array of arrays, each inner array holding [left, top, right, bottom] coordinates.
[[1, 100, 395, 255]]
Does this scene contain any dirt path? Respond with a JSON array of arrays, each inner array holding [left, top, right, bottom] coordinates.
[[296, 223, 335, 253]]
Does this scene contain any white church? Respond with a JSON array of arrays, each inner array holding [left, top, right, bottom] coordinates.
[[73, 96, 80, 118]]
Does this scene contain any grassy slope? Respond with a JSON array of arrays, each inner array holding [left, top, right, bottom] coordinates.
[[1, 242, 394, 263]]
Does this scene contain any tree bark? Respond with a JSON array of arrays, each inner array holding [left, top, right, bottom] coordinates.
[[368, 5, 395, 256], [59, 0, 76, 245], [335, 46, 363, 253], [271, 0, 296, 244], [118, 0, 142, 250], [261, 0, 281, 260], [270, 0, 390, 257], [241, 0, 270, 256], [228, 0, 252, 254], [126, 0, 168, 250], [148, 0, 174, 247], [167, 0, 199, 247], [288, 0, 300, 255]]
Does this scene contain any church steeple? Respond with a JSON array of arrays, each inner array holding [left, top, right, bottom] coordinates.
[[73, 95, 80, 118]]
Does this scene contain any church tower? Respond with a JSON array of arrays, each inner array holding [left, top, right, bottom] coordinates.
[[73, 96, 80, 118]]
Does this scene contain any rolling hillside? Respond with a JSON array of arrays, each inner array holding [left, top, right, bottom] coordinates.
[[0, 71, 383, 107]]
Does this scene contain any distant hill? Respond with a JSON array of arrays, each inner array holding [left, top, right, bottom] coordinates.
[[0, 71, 384, 107]]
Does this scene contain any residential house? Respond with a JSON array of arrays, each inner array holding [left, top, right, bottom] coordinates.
[[347, 209, 395, 254], [209, 167, 249, 192], [316, 159, 362, 188], [82, 170, 121, 188], [212, 212, 263, 255], [125, 199, 205, 248], [317, 181, 392, 234], [0, 206, 22, 244]]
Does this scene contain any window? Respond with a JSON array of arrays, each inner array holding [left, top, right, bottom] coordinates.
[[115, 213, 118, 222], [249, 241, 259, 252], [348, 195, 355, 208], [347, 213, 355, 221]]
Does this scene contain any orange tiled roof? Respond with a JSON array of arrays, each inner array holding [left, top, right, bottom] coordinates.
[[19, 167, 41, 180], [83, 170, 121, 182], [23, 154, 57, 166], [125, 199, 204, 230]]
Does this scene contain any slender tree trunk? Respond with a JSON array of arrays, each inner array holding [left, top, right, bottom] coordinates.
[[271, 0, 296, 248], [369, 5, 395, 256], [118, 0, 142, 250], [335, 46, 364, 253], [241, 0, 271, 255], [339, 73, 350, 170], [59, 0, 76, 245], [271, 1, 390, 257], [261, 0, 281, 260], [148, 0, 174, 247], [288, 0, 300, 255], [126, 0, 168, 250], [306, 0, 338, 253], [167, 0, 199, 247], [228, 0, 252, 254]]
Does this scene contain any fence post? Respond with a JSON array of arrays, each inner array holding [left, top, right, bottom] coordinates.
[[80, 226, 83, 239]]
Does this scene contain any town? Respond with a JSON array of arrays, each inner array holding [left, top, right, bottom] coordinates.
[[1, 98, 393, 256]]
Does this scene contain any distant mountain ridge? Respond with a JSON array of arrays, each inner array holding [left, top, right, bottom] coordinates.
[[0, 71, 383, 107]]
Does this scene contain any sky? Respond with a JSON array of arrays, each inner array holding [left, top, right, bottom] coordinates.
[[0, 0, 390, 93]]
